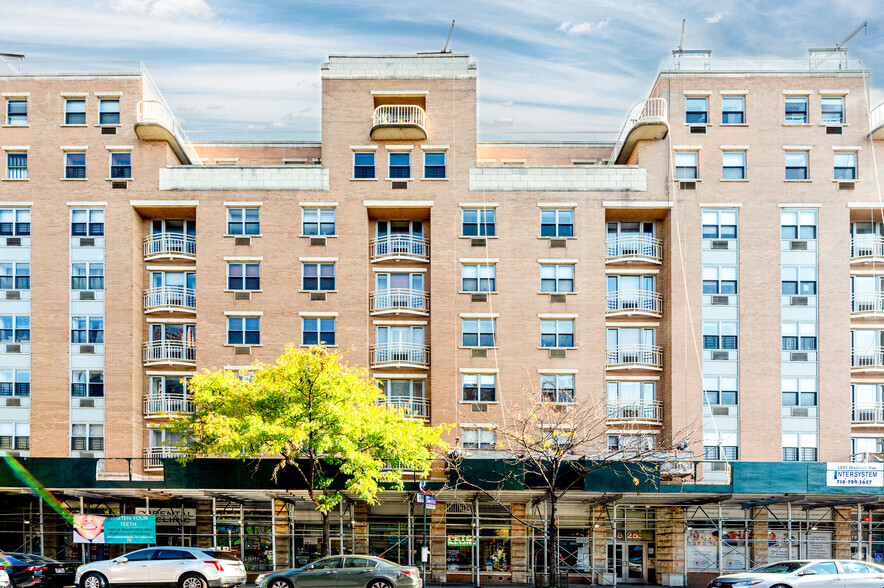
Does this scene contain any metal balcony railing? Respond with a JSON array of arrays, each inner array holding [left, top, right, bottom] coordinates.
[[372, 105, 426, 130], [611, 97, 668, 163], [144, 446, 183, 469], [377, 397, 429, 419], [851, 347, 884, 370], [851, 292, 884, 314], [606, 344, 663, 369], [871, 103, 884, 137], [143, 286, 196, 312], [851, 236, 884, 260], [606, 401, 663, 424], [852, 402, 884, 424], [369, 235, 429, 262], [143, 393, 195, 416], [852, 452, 884, 463], [143, 340, 196, 364], [370, 342, 429, 368], [370, 288, 429, 314], [143, 233, 196, 260], [606, 290, 662, 315], [605, 235, 663, 263], [137, 100, 200, 165]]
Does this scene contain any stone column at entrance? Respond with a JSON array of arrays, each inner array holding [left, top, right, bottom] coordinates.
[[833, 507, 853, 559], [429, 501, 446, 582], [655, 507, 685, 587], [195, 501, 213, 548], [748, 507, 768, 567], [274, 500, 292, 568], [591, 506, 612, 585], [353, 502, 369, 555], [510, 503, 527, 583]]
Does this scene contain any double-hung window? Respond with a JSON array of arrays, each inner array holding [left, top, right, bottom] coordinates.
[[702, 321, 738, 350], [834, 151, 857, 180], [98, 99, 120, 125], [227, 317, 260, 345], [302, 317, 335, 346], [227, 208, 260, 235], [71, 424, 104, 451], [302, 208, 335, 236], [675, 151, 698, 179], [424, 151, 446, 178], [71, 209, 104, 236], [685, 96, 708, 124], [785, 96, 808, 124], [6, 99, 26, 126], [782, 266, 816, 295], [0, 209, 30, 236], [227, 263, 260, 291], [462, 208, 495, 237], [65, 152, 86, 179], [540, 319, 574, 348], [702, 376, 738, 405], [540, 209, 574, 237], [782, 378, 817, 407], [463, 427, 496, 449], [462, 318, 496, 348], [71, 316, 102, 344], [71, 263, 104, 290], [302, 263, 335, 291], [462, 373, 496, 403], [781, 210, 816, 240], [782, 433, 817, 462], [541, 264, 575, 293], [461, 264, 495, 293], [65, 99, 86, 125], [388, 152, 410, 179], [71, 370, 104, 397], [782, 322, 817, 351], [0, 370, 29, 397], [702, 266, 737, 294], [722, 151, 746, 180], [0, 423, 29, 451], [6, 152, 26, 180], [110, 151, 131, 179], [0, 263, 29, 290], [702, 210, 738, 239], [821, 96, 844, 124], [721, 96, 744, 124], [541, 374, 574, 403], [353, 152, 376, 179], [0, 317, 28, 342], [784, 151, 809, 180]]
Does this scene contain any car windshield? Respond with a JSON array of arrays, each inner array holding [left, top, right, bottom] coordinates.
[[202, 551, 239, 561], [751, 562, 809, 573]]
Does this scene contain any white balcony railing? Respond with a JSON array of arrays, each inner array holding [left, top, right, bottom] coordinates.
[[851, 236, 884, 260], [143, 340, 196, 364], [143, 233, 196, 260], [143, 286, 196, 312], [370, 288, 429, 314], [137, 100, 201, 165], [606, 344, 663, 369], [370, 342, 429, 368], [372, 105, 426, 131], [606, 290, 662, 315], [851, 348, 884, 370], [611, 97, 668, 163], [871, 103, 884, 135], [852, 402, 884, 424], [606, 235, 663, 263], [378, 397, 429, 419], [852, 452, 884, 463], [606, 401, 663, 424], [144, 446, 183, 469], [143, 393, 195, 416], [851, 292, 884, 314], [369, 235, 429, 262]]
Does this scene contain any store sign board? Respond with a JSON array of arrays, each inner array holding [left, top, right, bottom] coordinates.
[[826, 462, 884, 487], [447, 535, 476, 547], [73, 514, 156, 544], [135, 507, 197, 527]]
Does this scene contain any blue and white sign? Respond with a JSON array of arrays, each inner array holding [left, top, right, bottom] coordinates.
[[826, 462, 884, 487]]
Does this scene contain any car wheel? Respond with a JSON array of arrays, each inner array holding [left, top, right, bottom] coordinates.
[[81, 573, 106, 588], [179, 574, 207, 588], [367, 580, 392, 588], [268, 579, 292, 588]]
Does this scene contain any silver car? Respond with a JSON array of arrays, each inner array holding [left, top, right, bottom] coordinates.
[[255, 556, 421, 588], [76, 547, 246, 588], [708, 559, 884, 588]]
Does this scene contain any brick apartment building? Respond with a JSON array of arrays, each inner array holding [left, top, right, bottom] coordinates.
[[1, 49, 884, 586]]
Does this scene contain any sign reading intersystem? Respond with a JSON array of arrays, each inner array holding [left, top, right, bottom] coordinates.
[[826, 462, 884, 487]]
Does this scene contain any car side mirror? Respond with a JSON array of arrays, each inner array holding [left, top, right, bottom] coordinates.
[[798, 570, 816, 576], [115, 557, 128, 564], [303, 565, 314, 571]]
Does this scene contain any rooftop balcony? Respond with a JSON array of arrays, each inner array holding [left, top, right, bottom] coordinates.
[[370, 288, 429, 315], [369, 235, 429, 263], [143, 339, 196, 366], [851, 348, 884, 372], [872, 102, 884, 140], [606, 235, 663, 264], [144, 446, 183, 470], [606, 401, 663, 427], [136, 100, 200, 165], [850, 236, 884, 263], [851, 292, 884, 317], [143, 393, 195, 418], [852, 402, 884, 426], [371, 105, 427, 140], [611, 98, 668, 165], [370, 342, 429, 369], [606, 344, 663, 371], [377, 396, 429, 420], [143, 233, 196, 261], [144, 287, 196, 314], [606, 289, 662, 317]]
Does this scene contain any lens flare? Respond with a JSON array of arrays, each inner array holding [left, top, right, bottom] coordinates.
[[1, 450, 76, 526]]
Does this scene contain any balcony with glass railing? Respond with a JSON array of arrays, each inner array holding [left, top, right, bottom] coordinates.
[[605, 236, 663, 264], [143, 393, 195, 417], [606, 290, 662, 317], [851, 292, 884, 317], [370, 289, 429, 315], [851, 236, 884, 262], [377, 396, 429, 420], [606, 344, 663, 370], [852, 402, 884, 425], [143, 233, 196, 261], [144, 287, 196, 313], [606, 401, 663, 426], [371, 105, 427, 140], [143, 340, 196, 366], [370, 342, 430, 369], [144, 446, 184, 470], [369, 235, 429, 263]]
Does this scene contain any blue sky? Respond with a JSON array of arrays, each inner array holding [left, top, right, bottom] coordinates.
[[4, 0, 883, 135]]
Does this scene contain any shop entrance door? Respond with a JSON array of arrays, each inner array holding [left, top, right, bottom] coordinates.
[[607, 542, 647, 583]]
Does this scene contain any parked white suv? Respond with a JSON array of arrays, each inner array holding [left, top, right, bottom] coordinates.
[[0, 565, 9, 588], [76, 547, 246, 588]]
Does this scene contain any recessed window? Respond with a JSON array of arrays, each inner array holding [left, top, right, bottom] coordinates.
[[388, 152, 410, 179], [302, 317, 335, 346], [0, 209, 30, 236], [227, 263, 260, 291], [821, 96, 844, 124], [353, 152, 375, 179], [0, 369, 30, 397], [65, 152, 86, 179], [71, 209, 104, 236], [702, 376, 738, 405], [834, 151, 857, 180], [0, 263, 29, 290], [685, 96, 708, 124], [781, 266, 816, 295], [540, 319, 574, 348], [65, 99, 86, 125], [785, 96, 808, 124], [302, 208, 335, 236], [462, 318, 496, 348], [463, 427, 496, 449], [71, 263, 103, 291], [71, 370, 104, 398], [227, 317, 260, 345], [462, 373, 496, 402], [424, 151, 446, 178], [227, 208, 260, 235], [702, 266, 737, 294], [70, 316, 101, 344], [110, 152, 131, 179], [675, 151, 698, 180], [71, 424, 103, 452], [6, 152, 26, 180], [462, 208, 495, 237], [541, 374, 574, 403], [540, 209, 574, 237], [784, 151, 809, 180], [6, 100, 26, 126], [721, 96, 744, 124], [98, 99, 120, 125], [702, 321, 738, 350], [461, 264, 495, 292], [302, 263, 335, 291], [722, 151, 746, 180], [540, 265, 574, 293]]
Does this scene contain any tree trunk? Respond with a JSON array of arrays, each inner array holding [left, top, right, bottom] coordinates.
[[547, 492, 559, 586], [321, 511, 330, 556]]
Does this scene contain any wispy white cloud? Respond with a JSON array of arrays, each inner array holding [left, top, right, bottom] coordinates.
[[557, 18, 611, 36], [111, 0, 213, 19], [704, 12, 723, 23]]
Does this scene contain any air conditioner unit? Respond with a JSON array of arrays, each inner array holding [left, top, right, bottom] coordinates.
[[791, 407, 809, 417], [101, 126, 117, 135], [79, 290, 95, 300], [790, 240, 808, 251], [5, 398, 21, 407], [392, 181, 408, 190], [550, 239, 567, 248], [79, 399, 95, 408], [78, 452, 95, 458], [790, 296, 808, 306], [234, 346, 251, 355], [550, 294, 567, 303], [471, 348, 487, 358], [711, 406, 730, 416], [839, 182, 855, 191], [471, 238, 486, 247], [234, 291, 251, 301], [5, 290, 19, 300], [710, 462, 727, 472], [79, 237, 95, 247], [679, 181, 697, 190], [5, 237, 20, 247], [310, 292, 327, 301], [710, 240, 729, 250], [711, 351, 729, 361], [549, 349, 567, 358], [471, 404, 488, 413], [309, 237, 327, 246], [711, 295, 729, 306], [826, 126, 843, 135], [79, 345, 94, 354], [234, 237, 251, 246], [689, 126, 706, 134], [790, 352, 808, 362], [6, 344, 21, 353], [471, 293, 487, 303], [112, 181, 128, 189]]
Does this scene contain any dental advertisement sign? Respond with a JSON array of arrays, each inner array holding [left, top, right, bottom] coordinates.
[[73, 514, 156, 544], [826, 462, 884, 487]]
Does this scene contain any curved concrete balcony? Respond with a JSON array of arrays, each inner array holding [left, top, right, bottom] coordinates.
[[143, 286, 196, 314], [851, 292, 884, 317], [852, 402, 884, 425], [606, 344, 663, 370], [143, 340, 196, 366], [144, 446, 183, 470], [370, 288, 429, 315], [606, 235, 663, 264], [371, 105, 427, 140], [606, 289, 662, 317], [143, 393, 195, 417], [143, 233, 196, 261], [370, 235, 429, 263], [136, 100, 200, 165], [871, 102, 884, 140], [851, 236, 884, 263], [851, 348, 884, 372], [370, 342, 429, 369], [612, 98, 668, 165], [606, 401, 663, 427], [377, 396, 429, 420]]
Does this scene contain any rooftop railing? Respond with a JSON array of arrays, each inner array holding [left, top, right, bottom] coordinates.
[[137, 100, 201, 165], [660, 56, 865, 73], [871, 103, 884, 136], [611, 97, 667, 164], [0, 58, 142, 76]]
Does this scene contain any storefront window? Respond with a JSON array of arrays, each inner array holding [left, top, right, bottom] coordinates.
[[479, 525, 510, 572], [369, 522, 410, 565], [446, 530, 475, 571]]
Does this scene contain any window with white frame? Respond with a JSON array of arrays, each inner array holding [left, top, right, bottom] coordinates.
[[461, 264, 495, 292], [702, 209, 738, 239], [0, 209, 30, 236], [462, 318, 496, 348], [109, 151, 131, 179], [821, 96, 844, 124], [6, 99, 26, 126], [227, 208, 260, 235], [0, 316, 28, 342], [781, 266, 817, 295], [71, 424, 103, 451], [6, 152, 26, 180], [424, 151, 446, 178], [378, 379, 425, 415], [781, 322, 817, 351], [781, 210, 817, 240], [675, 151, 698, 179], [606, 380, 656, 411], [782, 433, 817, 462], [0, 263, 29, 290], [0, 369, 29, 397], [704, 445, 738, 461], [784, 151, 809, 180], [541, 264, 575, 293], [70, 316, 101, 343], [302, 208, 335, 236], [721, 96, 745, 124], [702, 321, 738, 350], [302, 317, 335, 346], [65, 99, 86, 125], [65, 152, 86, 179], [785, 96, 808, 124], [463, 427, 496, 449], [541, 374, 575, 403], [71, 263, 103, 290], [462, 373, 496, 402], [302, 262, 335, 291], [540, 208, 574, 237], [607, 434, 655, 451], [540, 319, 574, 348], [71, 370, 104, 397], [722, 151, 746, 180], [834, 151, 857, 180], [227, 263, 260, 291], [685, 96, 708, 124], [98, 99, 120, 125], [462, 208, 495, 237], [702, 376, 738, 405], [228, 317, 260, 345], [353, 151, 375, 179], [702, 266, 737, 294], [388, 151, 410, 179], [0, 423, 29, 450], [781, 377, 817, 407]]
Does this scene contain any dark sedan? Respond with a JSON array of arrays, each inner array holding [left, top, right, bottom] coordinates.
[[255, 556, 421, 588], [0, 553, 76, 588]]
